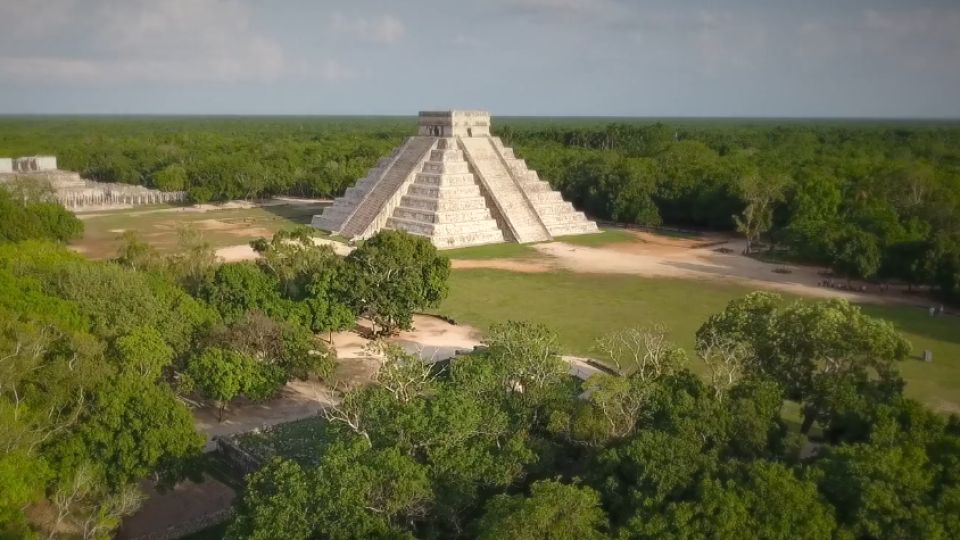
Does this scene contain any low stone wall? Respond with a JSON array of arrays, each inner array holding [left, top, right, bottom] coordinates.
[[215, 435, 264, 475]]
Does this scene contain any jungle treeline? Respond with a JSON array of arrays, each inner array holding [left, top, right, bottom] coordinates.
[[1, 116, 958, 299]]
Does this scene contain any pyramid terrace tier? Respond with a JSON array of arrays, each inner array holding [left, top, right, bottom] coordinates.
[[310, 113, 599, 248]]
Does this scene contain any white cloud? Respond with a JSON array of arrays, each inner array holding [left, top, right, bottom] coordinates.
[[330, 13, 406, 45], [0, 0, 285, 84]]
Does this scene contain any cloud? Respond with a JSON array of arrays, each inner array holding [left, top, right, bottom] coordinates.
[[0, 0, 285, 84], [502, 0, 629, 24], [330, 13, 406, 45]]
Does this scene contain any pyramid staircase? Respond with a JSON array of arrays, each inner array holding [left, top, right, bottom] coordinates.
[[490, 137, 599, 237], [386, 138, 505, 248], [311, 110, 599, 248]]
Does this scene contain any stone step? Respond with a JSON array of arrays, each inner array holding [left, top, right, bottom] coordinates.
[[431, 229, 507, 249], [521, 181, 553, 193], [407, 184, 484, 199], [339, 136, 436, 238], [546, 221, 600, 237], [400, 195, 491, 212], [429, 149, 465, 161], [531, 201, 576, 215], [387, 216, 503, 236], [539, 212, 590, 226], [413, 173, 478, 187], [422, 161, 471, 174], [524, 191, 563, 204], [392, 206, 496, 224]]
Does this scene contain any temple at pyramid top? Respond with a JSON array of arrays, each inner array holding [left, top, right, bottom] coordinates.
[[311, 110, 598, 249]]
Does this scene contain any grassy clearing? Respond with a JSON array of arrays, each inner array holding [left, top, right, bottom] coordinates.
[[234, 416, 329, 465], [554, 228, 639, 247], [443, 241, 542, 260], [72, 203, 326, 259], [438, 269, 960, 413]]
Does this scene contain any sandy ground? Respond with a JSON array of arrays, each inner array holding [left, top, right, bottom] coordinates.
[[451, 231, 923, 306], [191, 314, 483, 443]]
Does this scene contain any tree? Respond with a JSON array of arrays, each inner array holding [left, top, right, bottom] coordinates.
[[475, 480, 607, 540], [112, 325, 173, 379], [830, 226, 882, 280], [346, 230, 450, 334], [151, 163, 188, 192], [114, 230, 159, 271], [482, 321, 571, 409], [185, 347, 285, 420], [0, 188, 83, 244], [166, 225, 217, 294], [198, 263, 285, 322], [227, 459, 314, 540], [698, 292, 911, 434], [595, 325, 685, 381], [733, 172, 788, 254], [632, 462, 836, 539], [50, 374, 203, 488]]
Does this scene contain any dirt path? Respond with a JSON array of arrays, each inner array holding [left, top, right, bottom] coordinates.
[[446, 231, 924, 306]]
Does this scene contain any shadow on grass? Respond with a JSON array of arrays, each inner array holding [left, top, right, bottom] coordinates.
[[256, 200, 330, 229]]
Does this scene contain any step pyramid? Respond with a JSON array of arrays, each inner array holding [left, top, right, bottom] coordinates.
[[311, 110, 598, 249]]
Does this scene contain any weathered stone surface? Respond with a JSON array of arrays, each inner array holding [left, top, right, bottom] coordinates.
[[0, 155, 187, 211], [310, 111, 599, 249]]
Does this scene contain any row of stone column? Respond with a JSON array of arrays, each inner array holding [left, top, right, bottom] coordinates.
[[60, 190, 186, 209]]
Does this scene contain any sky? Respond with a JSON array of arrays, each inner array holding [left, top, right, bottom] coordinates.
[[0, 0, 958, 117]]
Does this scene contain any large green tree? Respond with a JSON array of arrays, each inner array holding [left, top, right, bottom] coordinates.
[[346, 230, 450, 334]]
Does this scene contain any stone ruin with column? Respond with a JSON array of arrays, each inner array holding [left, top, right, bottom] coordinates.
[[0, 155, 187, 211], [312, 110, 598, 249]]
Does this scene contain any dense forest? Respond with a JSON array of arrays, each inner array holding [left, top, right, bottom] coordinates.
[[226, 299, 960, 539], [0, 193, 449, 538], [2, 116, 958, 300]]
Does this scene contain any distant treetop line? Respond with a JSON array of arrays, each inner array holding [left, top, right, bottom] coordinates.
[[1, 116, 958, 300]]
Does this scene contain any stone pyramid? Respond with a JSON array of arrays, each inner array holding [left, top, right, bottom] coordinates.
[[311, 111, 598, 249]]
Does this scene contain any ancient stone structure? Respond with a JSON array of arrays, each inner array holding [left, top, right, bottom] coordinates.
[[0, 155, 187, 211], [312, 111, 598, 248], [14, 155, 57, 172], [0, 158, 12, 174]]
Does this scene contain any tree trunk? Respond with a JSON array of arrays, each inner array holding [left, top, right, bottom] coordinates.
[[800, 410, 817, 435], [218, 403, 225, 423]]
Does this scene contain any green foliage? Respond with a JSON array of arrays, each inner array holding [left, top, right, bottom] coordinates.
[[0, 188, 83, 243], [698, 292, 911, 433], [50, 374, 204, 488], [475, 480, 607, 540], [199, 262, 286, 322], [227, 289, 960, 539], [346, 230, 450, 334], [186, 347, 286, 417]]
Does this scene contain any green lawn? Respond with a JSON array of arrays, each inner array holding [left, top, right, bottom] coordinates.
[[443, 241, 542, 260], [554, 228, 639, 247], [438, 269, 960, 413]]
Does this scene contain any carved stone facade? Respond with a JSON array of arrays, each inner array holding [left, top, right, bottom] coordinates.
[[0, 155, 187, 211], [312, 111, 598, 249], [14, 155, 57, 172]]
